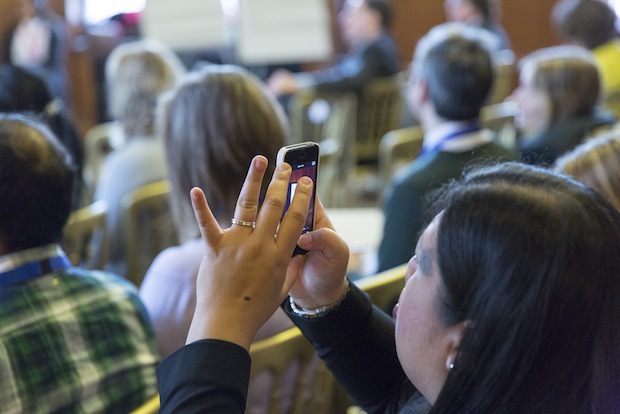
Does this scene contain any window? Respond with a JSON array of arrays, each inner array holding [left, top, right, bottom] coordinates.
[[83, 0, 238, 25]]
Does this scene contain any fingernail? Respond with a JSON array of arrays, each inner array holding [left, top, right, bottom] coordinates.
[[278, 163, 291, 172], [299, 176, 312, 185], [299, 232, 311, 245], [254, 156, 267, 169]]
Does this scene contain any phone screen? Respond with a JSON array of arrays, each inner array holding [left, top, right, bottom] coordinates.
[[286, 158, 318, 236], [278, 142, 319, 255]]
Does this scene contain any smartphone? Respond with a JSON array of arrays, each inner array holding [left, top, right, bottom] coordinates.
[[276, 141, 320, 256]]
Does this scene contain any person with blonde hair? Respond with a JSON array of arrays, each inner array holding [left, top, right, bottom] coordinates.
[[513, 45, 615, 166], [555, 130, 620, 211], [95, 39, 185, 278]]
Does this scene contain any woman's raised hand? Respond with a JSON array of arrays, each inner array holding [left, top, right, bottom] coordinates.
[[186, 155, 312, 350]]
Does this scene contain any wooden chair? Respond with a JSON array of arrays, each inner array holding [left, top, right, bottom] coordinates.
[[378, 126, 424, 192], [480, 101, 518, 149], [486, 49, 516, 106], [62, 200, 109, 270], [248, 327, 349, 414], [129, 395, 160, 414], [355, 74, 405, 165], [82, 121, 124, 204], [289, 90, 358, 207], [121, 180, 178, 287]]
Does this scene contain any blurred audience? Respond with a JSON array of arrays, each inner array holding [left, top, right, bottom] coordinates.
[[0, 114, 159, 412], [138, 65, 294, 412], [0, 64, 82, 208], [267, 0, 400, 98], [377, 23, 517, 272], [95, 39, 184, 278], [555, 130, 620, 211], [443, 0, 511, 50], [553, 0, 620, 96], [513, 45, 615, 167], [1, 0, 70, 106]]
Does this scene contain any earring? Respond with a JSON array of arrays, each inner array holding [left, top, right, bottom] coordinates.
[[448, 363, 455, 371]]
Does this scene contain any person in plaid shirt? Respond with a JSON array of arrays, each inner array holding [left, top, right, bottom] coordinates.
[[0, 114, 159, 413]]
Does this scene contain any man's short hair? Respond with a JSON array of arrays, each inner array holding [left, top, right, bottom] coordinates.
[[0, 114, 75, 252], [553, 0, 618, 50], [412, 23, 495, 121], [365, 0, 394, 30]]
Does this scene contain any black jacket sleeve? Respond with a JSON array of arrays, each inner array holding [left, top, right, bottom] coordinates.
[[284, 283, 417, 413], [157, 339, 251, 414], [309, 33, 400, 93]]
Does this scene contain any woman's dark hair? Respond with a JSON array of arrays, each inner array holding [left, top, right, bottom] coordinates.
[[365, 0, 394, 29], [0, 64, 83, 205], [429, 163, 620, 412], [553, 0, 618, 50]]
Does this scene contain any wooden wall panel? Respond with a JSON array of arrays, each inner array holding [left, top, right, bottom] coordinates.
[[390, 0, 559, 69]]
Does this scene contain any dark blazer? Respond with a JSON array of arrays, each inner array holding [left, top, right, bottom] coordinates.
[[309, 31, 400, 93], [377, 140, 517, 272]]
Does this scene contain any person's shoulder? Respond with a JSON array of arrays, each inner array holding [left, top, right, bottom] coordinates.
[[62, 266, 140, 296], [391, 153, 448, 190], [142, 240, 202, 285]]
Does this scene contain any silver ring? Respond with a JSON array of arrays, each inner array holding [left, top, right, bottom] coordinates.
[[231, 218, 255, 228]]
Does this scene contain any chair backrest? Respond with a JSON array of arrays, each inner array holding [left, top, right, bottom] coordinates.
[[82, 121, 124, 204], [289, 90, 358, 208], [378, 126, 424, 190], [249, 326, 348, 414], [129, 395, 160, 414], [289, 90, 357, 145], [62, 200, 109, 270], [356, 263, 407, 313], [480, 101, 518, 149], [122, 180, 178, 287], [355, 74, 404, 164], [485, 49, 516, 106]]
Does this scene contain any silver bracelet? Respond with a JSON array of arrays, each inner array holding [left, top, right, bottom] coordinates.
[[289, 280, 351, 319]]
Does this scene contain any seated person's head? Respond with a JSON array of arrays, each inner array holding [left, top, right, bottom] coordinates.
[[338, 0, 393, 46], [553, 0, 617, 50], [443, 0, 493, 24], [105, 39, 185, 138], [159, 65, 287, 241], [408, 23, 495, 122], [513, 45, 600, 136], [0, 114, 74, 254], [555, 130, 620, 211], [399, 162, 620, 410], [0, 65, 54, 115]]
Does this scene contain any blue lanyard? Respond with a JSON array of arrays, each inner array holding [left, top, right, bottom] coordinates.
[[421, 123, 480, 156], [0, 256, 71, 288]]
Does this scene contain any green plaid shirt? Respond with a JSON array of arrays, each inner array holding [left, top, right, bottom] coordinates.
[[0, 245, 160, 413]]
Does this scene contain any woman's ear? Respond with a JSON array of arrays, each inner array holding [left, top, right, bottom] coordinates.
[[445, 320, 468, 371]]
